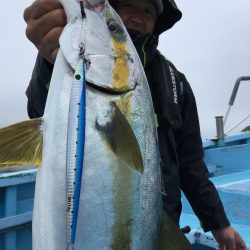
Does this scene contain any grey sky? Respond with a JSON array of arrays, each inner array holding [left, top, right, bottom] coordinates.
[[0, 0, 250, 138]]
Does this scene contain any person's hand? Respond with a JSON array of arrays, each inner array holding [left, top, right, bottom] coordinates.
[[23, 0, 67, 63], [212, 226, 247, 250]]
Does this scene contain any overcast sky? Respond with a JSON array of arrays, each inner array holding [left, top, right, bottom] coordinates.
[[0, 0, 250, 138]]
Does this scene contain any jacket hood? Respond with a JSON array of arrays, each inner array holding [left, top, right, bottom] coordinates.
[[109, 0, 182, 35], [155, 0, 182, 34]]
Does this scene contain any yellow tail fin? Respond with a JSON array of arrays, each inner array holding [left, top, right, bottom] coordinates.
[[0, 118, 43, 169], [159, 213, 192, 250]]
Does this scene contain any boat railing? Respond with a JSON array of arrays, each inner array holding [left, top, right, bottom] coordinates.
[[223, 76, 250, 134]]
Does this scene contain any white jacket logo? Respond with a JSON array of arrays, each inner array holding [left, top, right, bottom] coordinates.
[[169, 66, 178, 104]]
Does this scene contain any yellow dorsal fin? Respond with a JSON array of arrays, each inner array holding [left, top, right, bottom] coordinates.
[[0, 118, 43, 169]]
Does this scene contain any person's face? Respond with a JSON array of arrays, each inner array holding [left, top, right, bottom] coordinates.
[[116, 0, 158, 36]]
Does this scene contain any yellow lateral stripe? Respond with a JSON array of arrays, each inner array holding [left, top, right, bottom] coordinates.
[[112, 39, 129, 91], [111, 39, 132, 118], [110, 39, 133, 249]]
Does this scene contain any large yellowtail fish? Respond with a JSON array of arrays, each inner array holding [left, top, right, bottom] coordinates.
[[0, 0, 191, 249]]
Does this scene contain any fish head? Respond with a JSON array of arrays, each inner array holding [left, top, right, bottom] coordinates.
[[82, 3, 143, 93], [59, 0, 143, 93]]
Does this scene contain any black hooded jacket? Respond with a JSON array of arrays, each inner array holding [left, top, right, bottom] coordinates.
[[147, 51, 230, 231], [26, 37, 230, 231]]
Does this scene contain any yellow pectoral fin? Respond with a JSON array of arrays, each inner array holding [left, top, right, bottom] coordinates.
[[96, 103, 144, 173], [158, 213, 192, 250], [0, 118, 43, 169]]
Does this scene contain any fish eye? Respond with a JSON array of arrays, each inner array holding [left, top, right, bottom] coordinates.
[[107, 19, 126, 42], [108, 21, 119, 33]]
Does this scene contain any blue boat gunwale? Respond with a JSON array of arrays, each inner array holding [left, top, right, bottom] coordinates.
[[0, 168, 35, 242], [203, 131, 250, 150], [0, 169, 36, 188]]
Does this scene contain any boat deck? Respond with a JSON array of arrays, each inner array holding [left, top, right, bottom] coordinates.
[[181, 170, 250, 249]]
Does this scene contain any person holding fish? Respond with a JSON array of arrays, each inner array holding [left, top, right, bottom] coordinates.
[[22, 0, 247, 249]]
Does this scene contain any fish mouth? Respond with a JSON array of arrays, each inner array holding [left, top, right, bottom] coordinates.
[[86, 81, 137, 96], [84, 0, 106, 12]]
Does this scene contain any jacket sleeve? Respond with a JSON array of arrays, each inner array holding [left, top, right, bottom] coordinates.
[[26, 55, 53, 118], [175, 73, 230, 232]]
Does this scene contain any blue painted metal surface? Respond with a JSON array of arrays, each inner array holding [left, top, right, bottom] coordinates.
[[181, 132, 250, 249], [0, 169, 36, 250], [203, 132, 250, 175]]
